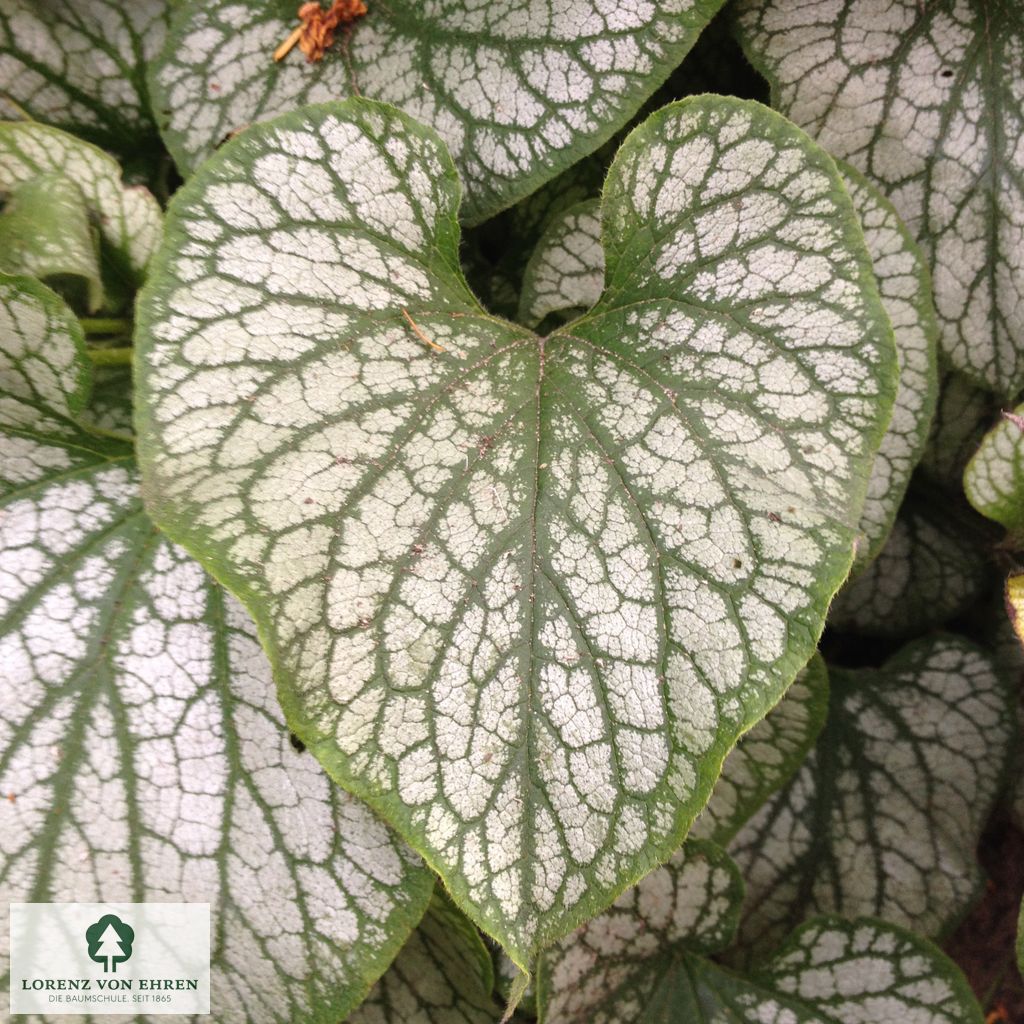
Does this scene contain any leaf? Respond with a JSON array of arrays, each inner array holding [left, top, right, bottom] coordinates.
[[134, 96, 897, 964], [0, 123, 162, 294], [0, 273, 92, 442], [536, 839, 981, 1024], [734, 0, 1024, 398], [349, 894, 504, 1024], [0, 171, 104, 312], [518, 199, 602, 329], [494, 949, 537, 1020], [151, 0, 727, 223], [727, 634, 1012, 959], [78, 364, 134, 439], [963, 402, 1024, 538], [838, 162, 938, 574], [0, 0, 169, 152], [656, 5, 770, 105], [0, 274, 433, 1022], [919, 369, 998, 492], [828, 485, 994, 637], [1009, 572, 1024, 649], [461, 5, 765, 320], [539, 840, 747, 1002], [691, 654, 828, 846], [520, 159, 937, 573], [463, 150, 609, 320]]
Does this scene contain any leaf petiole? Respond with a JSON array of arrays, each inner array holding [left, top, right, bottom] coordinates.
[[80, 317, 131, 336], [87, 346, 133, 366]]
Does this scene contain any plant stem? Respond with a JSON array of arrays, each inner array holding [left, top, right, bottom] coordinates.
[[88, 347, 133, 367], [80, 317, 131, 336]]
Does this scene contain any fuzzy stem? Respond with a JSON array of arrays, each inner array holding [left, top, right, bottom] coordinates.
[[88, 347, 133, 367], [80, 317, 131, 336]]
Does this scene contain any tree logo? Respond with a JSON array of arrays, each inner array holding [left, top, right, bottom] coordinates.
[[85, 914, 135, 973]]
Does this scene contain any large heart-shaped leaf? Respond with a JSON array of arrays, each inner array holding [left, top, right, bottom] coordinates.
[[0, 273, 433, 1022], [734, 0, 1024, 398], [0, 1, 169, 153], [536, 839, 982, 1024], [727, 634, 1012, 959], [691, 654, 828, 846], [135, 96, 896, 964], [0, 123, 162, 294], [151, 0, 727, 223]]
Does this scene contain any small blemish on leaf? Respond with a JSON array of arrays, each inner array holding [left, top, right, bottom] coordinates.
[[289, 732, 307, 753], [401, 308, 446, 353]]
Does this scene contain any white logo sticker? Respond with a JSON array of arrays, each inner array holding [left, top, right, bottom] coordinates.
[[10, 903, 210, 1015]]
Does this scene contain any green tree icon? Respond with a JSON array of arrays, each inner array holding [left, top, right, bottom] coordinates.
[[85, 915, 134, 973]]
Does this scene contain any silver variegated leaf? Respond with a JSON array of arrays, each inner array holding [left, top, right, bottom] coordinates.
[[518, 199, 602, 328], [349, 895, 504, 1024], [537, 839, 981, 1024], [463, 150, 609, 321], [0, 0, 169, 151], [0, 274, 433, 1023], [691, 654, 828, 846], [735, 0, 1024, 398], [0, 122, 162, 290], [78, 364, 134, 438], [0, 171, 104, 312], [0, 273, 91, 443], [151, 0, 726, 223], [829, 487, 993, 637], [537, 840, 745, 1022], [514, 160, 937, 573], [728, 634, 1012, 959], [135, 96, 896, 964], [838, 162, 938, 573], [919, 369, 998, 492], [963, 402, 1024, 538]]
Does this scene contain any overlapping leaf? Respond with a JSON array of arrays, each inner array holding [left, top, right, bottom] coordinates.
[[0, 274, 433, 1023], [839, 163, 938, 573], [151, 0, 726, 222], [464, 152, 609, 320], [964, 403, 1024, 538], [919, 369, 997, 492], [0, 123, 162, 294], [349, 895, 504, 1024], [735, 0, 1024, 397], [691, 655, 828, 846], [0, 1, 169, 152], [537, 839, 981, 1024], [829, 486, 994, 636], [135, 96, 896, 963], [518, 198, 602, 329], [0, 171, 103, 311], [728, 634, 1012, 958], [1009, 572, 1024, 648]]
